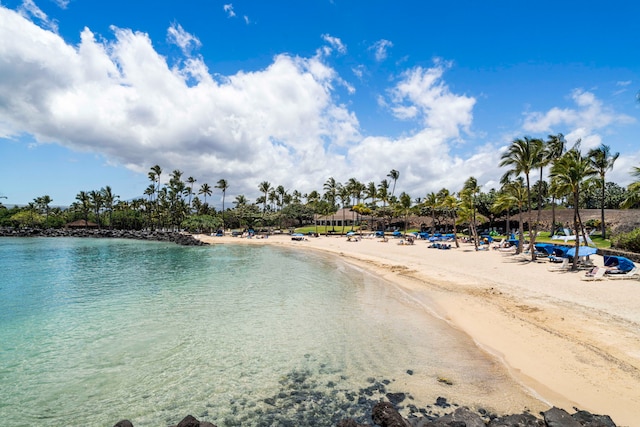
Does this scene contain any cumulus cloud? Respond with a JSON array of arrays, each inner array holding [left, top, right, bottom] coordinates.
[[522, 89, 634, 150], [386, 61, 476, 139], [370, 39, 393, 62], [0, 5, 507, 201]]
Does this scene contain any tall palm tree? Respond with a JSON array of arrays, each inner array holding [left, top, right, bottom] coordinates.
[[186, 177, 197, 209], [198, 183, 212, 204], [545, 134, 566, 236], [396, 192, 413, 235], [259, 181, 272, 214], [587, 144, 619, 239], [35, 195, 53, 228], [88, 190, 104, 228], [620, 166, 640, 208], [338, 183, 350, 234], [216, 179, 229, 231], [323, 177, 339, 232], [439, 191, 460, 248], [387, 169, 400, 197], [75, 191, 92, 225], [494, 178, 527, 254], [101, 186, 118, 229], [500, 137, 544, 259], [424, 192, 438, 234], [461, 177, 480, 251], [550, 146, 597, 270]]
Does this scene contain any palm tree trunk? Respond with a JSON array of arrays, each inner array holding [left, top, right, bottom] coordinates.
[[601, 179, 606, 239]]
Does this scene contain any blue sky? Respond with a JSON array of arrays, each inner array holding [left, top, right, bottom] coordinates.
[[1, 0, 639, 207]]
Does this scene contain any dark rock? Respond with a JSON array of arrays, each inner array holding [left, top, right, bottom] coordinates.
[[435, 407, 485, 427], [113, 421, 134, 427], [543, 407, 582, 427], [386, 392, 407, 406], [435, 397, 450, 408], [571, 409, 617, 427], [488, 412, 544, 426], [337, 419, 372, 427], [372, 402, 410, 427], [176, 415, 200, 427]]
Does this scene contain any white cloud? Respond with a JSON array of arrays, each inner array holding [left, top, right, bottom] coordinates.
[[223, 4, 235, 18], [167, 23, 201, 56], [519, 89, 639, 187], [0, 5, 533, 201], [321, 34, 347, 55], [522, 89, 635, 151], [18, 0, 57, 32], [387, 62, 476, 139], [370, 39, 393, 62]]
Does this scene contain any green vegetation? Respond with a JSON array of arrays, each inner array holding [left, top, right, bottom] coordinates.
[[1, 142, 639, 259]]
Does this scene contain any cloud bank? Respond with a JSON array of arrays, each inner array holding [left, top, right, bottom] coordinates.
[[0, 5, 636, 203]]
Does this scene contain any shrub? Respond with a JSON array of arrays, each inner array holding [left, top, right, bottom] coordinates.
[[611, 228, 640, 253]]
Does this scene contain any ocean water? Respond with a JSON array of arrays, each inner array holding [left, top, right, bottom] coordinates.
[[0, 237, 538, 426]]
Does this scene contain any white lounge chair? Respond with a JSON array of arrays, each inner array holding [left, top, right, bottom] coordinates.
[[606, 267, 640, 280], [582, 267, 607, 281], [548, 258, 570, 271]]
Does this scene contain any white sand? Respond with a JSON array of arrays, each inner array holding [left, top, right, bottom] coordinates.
[[195, 233, 640, 425]]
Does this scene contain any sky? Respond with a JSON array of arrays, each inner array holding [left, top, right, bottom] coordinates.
[[1, 0, 639, 208]]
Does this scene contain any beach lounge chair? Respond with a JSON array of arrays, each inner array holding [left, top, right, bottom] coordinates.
[[548, 258, 569, 271], [582, 267, 607, 281], [606, 267, 640, 280]]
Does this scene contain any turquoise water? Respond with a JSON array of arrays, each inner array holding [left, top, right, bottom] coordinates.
[[0, 237, 534, 426]]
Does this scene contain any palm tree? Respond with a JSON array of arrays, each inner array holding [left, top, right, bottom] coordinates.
[[387, 169, 400, 197], [620, 166, 640, 208], [75, 191, 91, 225], [424, 192, 439, 234], [500, 137, 544, 259], [494, 178, 527, 254], [216, 179, 229, 231], [550, 145, 597, 270], [259, 181, 272, 214], [439, 191, 460, 248], [101, 186, 118, 229], [587, 144, 619, 239], [461, 177, 480, 251], [338, 183, 350, 234], [396, 192, 413, 235], [186, 177, 197, 209], [34, 195, 53, 228], [88, 190, 104, 228], [198, 183, 212, 204], [323, 177, 339, 232], [545, 134, 566, 236]]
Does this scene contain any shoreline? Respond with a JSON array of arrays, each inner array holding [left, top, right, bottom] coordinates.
[[195, 233, 640, 426]]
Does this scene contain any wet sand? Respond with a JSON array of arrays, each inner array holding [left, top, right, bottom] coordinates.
[[196, 233, 640, 425]]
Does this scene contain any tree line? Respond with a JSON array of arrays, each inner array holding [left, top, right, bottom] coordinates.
[[1, 135, 639, 255]]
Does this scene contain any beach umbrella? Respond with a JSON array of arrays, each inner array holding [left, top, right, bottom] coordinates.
[[566, 246, 597, 257]]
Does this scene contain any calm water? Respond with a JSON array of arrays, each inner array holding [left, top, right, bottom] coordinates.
[[0, 237, 536, 426]]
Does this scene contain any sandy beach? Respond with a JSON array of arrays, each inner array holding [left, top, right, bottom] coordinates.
[[195, 232, 640, 426]]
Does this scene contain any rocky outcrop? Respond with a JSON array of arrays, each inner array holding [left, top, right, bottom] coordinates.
[[112, 403, 616, 427], [0, 227, 207, 246]]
